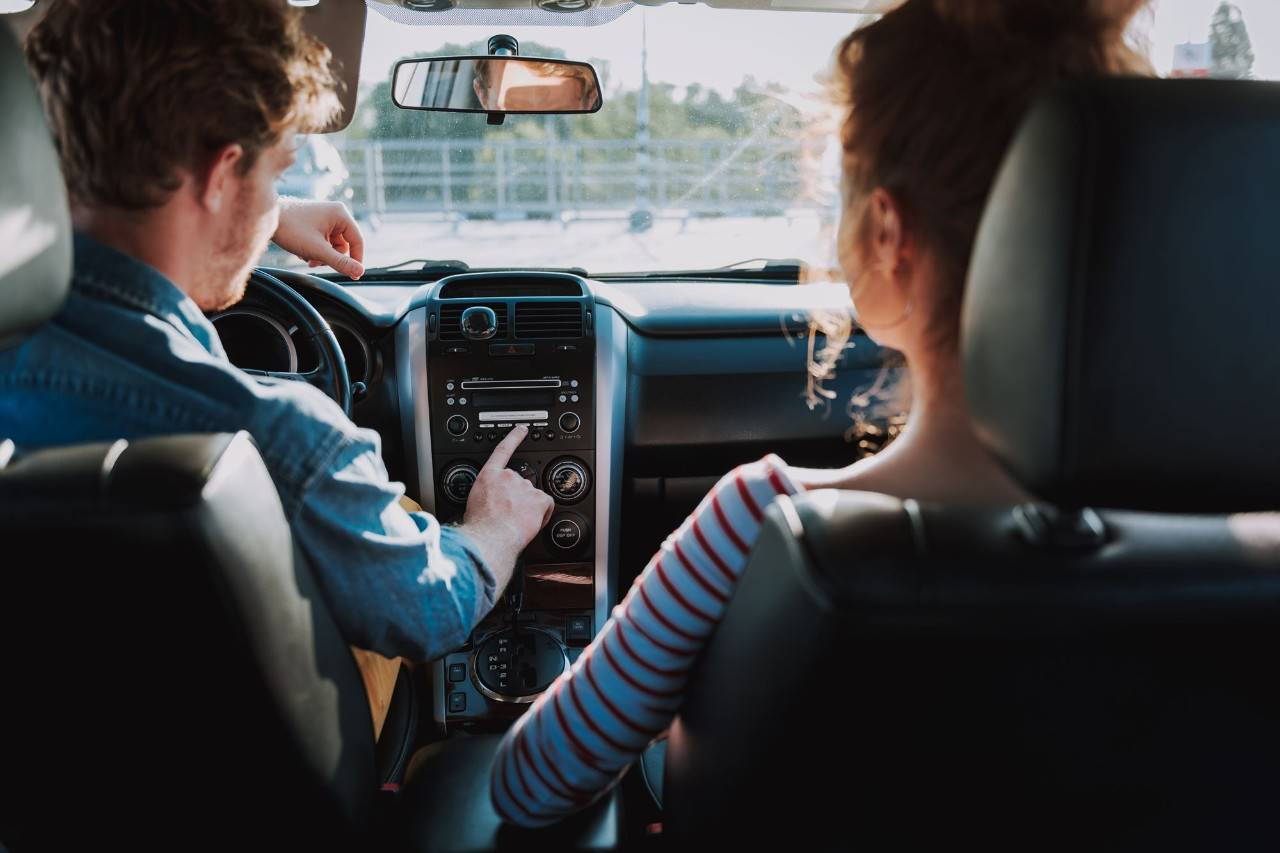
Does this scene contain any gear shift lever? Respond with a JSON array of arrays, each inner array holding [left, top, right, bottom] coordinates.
[[473, 557, 566, 699], [506, 557, 525, 629]]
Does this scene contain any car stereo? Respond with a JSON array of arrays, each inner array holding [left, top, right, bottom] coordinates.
[[417, 275, 601, 723]]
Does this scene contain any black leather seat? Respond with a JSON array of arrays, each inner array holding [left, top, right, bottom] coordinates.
[[0, 433, 379, 849], [0, 25, 377, 848], [0, 25, 618, 851], [664, 79, 1280, 852]]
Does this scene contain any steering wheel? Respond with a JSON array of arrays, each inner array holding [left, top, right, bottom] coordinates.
[[235, 270, 352, 416]]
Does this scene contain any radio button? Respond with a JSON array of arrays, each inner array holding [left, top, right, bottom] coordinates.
[[558, 413, 581, 434], [530, 431, 541, 441], [570, 380, 579, 388], [446, 382, 455, 391], [446, 398, 455, 406], [544, 433, 555, 441], [487, 431, 498, 442], [458, 397, 467, 405], [446, 415, 469, 437], [558, 394, 568, 403], [472, 433, 483, 442], [570, 395, 579, 403]]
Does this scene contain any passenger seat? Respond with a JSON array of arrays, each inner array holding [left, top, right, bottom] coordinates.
[[663, 78, 1280, 851]]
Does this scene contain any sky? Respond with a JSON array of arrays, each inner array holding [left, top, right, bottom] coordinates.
[[1143, 0, 1280, 78], [359, 1, 1280, 97]]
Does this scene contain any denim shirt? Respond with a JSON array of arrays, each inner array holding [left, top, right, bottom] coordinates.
[[0, 233, 497, 661]]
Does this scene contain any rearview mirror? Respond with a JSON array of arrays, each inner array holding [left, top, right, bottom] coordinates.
[[392, 57, 603, 115]]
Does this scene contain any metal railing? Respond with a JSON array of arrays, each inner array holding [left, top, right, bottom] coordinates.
[[335, 138, 836, 220]]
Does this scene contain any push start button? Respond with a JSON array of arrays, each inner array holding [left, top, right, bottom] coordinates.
[[549, 515, 589, 551], [551, 518, 582, 549]]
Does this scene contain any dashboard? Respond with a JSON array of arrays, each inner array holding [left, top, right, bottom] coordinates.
[[211, 304, 375, 387], [213, 266, 888, 731]]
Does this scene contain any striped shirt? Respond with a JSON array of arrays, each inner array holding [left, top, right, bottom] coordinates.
[[490, 454, 798, 827]]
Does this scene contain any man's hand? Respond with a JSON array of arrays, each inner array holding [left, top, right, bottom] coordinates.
[[458, 425, 555, 589], [273, 198, 366, 279]]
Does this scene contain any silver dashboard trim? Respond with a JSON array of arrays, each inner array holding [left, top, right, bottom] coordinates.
[[395, 307, 437, 512], [329, 320, 373, 384], [209, 308, 299, 373], [398, 306, 448, 734], [593, 302, 627, 639]]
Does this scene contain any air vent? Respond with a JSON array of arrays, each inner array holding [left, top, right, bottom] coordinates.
[[515, 302, 583, 339], [439, 302, 508, 342]]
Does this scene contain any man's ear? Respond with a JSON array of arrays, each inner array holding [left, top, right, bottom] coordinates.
[[198, 143, 246, 214]]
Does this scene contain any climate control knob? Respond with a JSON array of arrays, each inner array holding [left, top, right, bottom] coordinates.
[[446, 414, 469, 437], [441, 463, 480, 504], [558, 412, 581, 434], [544, 458, 590, 504]]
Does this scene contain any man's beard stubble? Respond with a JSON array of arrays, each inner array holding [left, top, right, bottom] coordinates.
[[195, 187, 275, 313]]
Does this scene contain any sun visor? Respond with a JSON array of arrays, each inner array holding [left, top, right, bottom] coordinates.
[[300, 1, 368, 132]]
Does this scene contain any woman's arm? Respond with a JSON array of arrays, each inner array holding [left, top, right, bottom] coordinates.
[[490, 454, 798, 827]]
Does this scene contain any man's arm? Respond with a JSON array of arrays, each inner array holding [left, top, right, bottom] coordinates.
[[458, 424, 556, 588], [272, 198, 366, 279], [293, 424, 552, 662]]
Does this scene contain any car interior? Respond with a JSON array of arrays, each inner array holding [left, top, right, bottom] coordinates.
[[2, 0, 1280, 850]]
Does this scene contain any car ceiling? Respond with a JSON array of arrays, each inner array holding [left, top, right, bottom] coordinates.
[[366, 0, 897, 19], [6, 0, 895, 134]]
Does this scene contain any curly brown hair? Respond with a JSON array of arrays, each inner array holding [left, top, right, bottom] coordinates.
[[24, 0, 341, 211], [805, 0, 1150, 447], [831, 0, 1150, 353]]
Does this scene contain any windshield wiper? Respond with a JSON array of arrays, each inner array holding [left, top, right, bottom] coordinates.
[[594, 258, 806, 283], [352, 260, 592, 282], [365, 258, 472, 275]]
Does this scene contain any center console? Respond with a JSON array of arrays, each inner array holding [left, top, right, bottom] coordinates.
[[396, 272, 625, 729]]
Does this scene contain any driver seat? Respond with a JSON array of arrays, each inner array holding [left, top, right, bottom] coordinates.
[[0, 25, 376, 849]]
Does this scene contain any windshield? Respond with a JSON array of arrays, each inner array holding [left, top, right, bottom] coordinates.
[[274, 6, 861, 276], [265, 1, 1280, 277]]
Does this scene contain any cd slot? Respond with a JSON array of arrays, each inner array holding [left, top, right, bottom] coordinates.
[[461, 379, 562, 390]]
